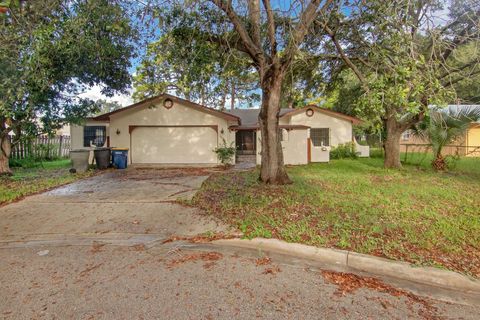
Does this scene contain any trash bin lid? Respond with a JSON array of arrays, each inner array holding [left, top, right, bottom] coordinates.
[[111, 148, 129, 151], [94, 147, 111, 151]]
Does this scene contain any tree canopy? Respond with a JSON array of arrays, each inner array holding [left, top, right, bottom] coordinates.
[[317, 0, 480, 168], [0, 0, 137, 174], [132, 29, 259, 109]]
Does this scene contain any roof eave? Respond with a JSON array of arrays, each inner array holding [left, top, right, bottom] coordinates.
[[90, 94, 241, 123], [281, 105, 363, 125]]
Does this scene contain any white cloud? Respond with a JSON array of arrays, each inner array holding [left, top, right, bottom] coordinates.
[[79, 85, 134, 107]]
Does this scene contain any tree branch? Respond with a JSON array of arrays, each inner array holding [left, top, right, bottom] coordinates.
[[321, 23, 368, 87], [443, 68, 480, 88], [262, 0, 277, 57], [281, 0, 333, 68], [439, 59, 480, 80], [440, 19, 478, 62], [210, 0, 263, 64], [206, 33, 250, 55], [248, 0, 262, 49]]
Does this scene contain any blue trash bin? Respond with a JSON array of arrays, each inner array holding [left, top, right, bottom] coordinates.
[[111, 148, 129, 169]]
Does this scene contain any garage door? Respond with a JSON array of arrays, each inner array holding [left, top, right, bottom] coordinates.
[[131, 127, 218, 164]]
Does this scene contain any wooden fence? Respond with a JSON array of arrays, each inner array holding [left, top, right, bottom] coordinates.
[[10, 135, 71, 160], [401, 143, 480, 158]]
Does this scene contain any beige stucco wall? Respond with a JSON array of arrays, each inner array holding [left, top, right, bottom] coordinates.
[[255, 129, 308, 165], [70, 121, 110, 149], [287, 111, 353, 146], [108, 101, 235, 164], [286, 109, 353, 163], [282, 129, 308, 165], [70, 120, 110, 164], [254, 110, 354, 165], [310, 143, 330, 162]]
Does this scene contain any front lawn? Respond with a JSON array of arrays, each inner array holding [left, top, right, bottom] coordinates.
[[0, 159, 95, 205], [192, 157, 480, 277]]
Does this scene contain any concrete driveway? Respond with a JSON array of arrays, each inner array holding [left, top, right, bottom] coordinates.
[[0, 168, 228, 245]]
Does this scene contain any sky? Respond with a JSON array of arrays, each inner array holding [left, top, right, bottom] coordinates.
[[79, 84, 134, 107]]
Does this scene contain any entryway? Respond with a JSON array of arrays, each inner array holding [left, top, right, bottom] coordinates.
[[235, 130, 256, 166]]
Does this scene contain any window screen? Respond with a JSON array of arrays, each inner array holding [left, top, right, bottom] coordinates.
[[83, 126, 106, 147], [310, 128, 330, 146]]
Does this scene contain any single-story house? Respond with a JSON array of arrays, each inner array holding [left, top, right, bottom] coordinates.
[[70, 94, 367, 166], [400, 105, 480, 157]]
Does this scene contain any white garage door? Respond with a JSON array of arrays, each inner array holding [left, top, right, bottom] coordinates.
[[131, 126, 218, 164]]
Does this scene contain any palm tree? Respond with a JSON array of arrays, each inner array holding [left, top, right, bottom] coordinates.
[[411, 106, 480, 170]]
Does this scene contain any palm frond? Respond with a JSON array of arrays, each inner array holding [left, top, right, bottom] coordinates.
[[412, 106, 480, 157]]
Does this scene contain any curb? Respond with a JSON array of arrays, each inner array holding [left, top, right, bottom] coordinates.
[[212, 238, 480, 294]]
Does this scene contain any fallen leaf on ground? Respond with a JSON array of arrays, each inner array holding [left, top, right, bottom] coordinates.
[[262, 265, 281, 275], [162, 232, 236, 244], [166, 252, 223, 269], [132, 244, 146, 251], [255, 257, 272, 266], [78, 263, 104, 277], [90, 243, 106, 254], [320, 270, 438, 319]]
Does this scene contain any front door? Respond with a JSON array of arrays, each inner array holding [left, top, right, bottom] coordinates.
[[236, 130, 256, 155]]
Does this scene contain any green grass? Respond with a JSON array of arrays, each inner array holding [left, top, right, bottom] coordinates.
[[193, 157, 480, 277], [401, 152, 480, 173], [0, 159, 94, 205]]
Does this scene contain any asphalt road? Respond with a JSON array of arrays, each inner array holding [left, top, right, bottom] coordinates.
[[1, 243, 478, 320]]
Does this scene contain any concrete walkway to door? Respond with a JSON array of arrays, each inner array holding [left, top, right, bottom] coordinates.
[[0, 168, 229, 246]]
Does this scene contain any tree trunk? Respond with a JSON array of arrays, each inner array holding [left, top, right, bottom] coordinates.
[[0, 134, 12, 175], [230, 82, 236, 111], [383, 115, 403, 169], [220, 89, 227, 111], [258, 68, 291, 184], [432, 154, 447, 171]]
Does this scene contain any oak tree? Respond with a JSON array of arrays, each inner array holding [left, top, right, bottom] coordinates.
[[147, 0, 334, 183], [322, 0, 480, 168], [0, 0, 135, 174]]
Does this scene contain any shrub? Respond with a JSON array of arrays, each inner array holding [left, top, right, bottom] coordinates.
[[330, 142, 358, 159], [214, 139, 236, 167], [33, 143, 61, 161], [369, 147, 384, 159], [9, 157, 39, 168]]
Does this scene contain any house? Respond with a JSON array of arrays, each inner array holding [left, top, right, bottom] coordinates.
[[400, 105, 480, 157], [70, 94, 367, 166]]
